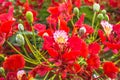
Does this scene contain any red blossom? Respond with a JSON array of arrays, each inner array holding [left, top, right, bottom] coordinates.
[[67, 63, 81, 74], [103, 62, 119, 79], [0, 21, 14, 35], [72, 0, 81, 8], [29, 64, 51, 77], [0, 77, 4, 80], [84, 0, 95, 5], [59, 17, 70, 33], [88, 42, 101, 55], [113, 24, 120, 37], [0, 6, 14, 22], [3, 54, 25, 71], [83, 24, 94, 35], [98, 30, 106, 43], [75, 14, 85, 28], [6, 72, 18, 80], [87, 55, 100, 70], [68, 36, 88, 58], [109, 0, 118, 8], [63, 51, 82, 61], [43, 36, 54, 50], [48, 6, 60, 18], [75, 14, 94, 36], [34, 23, 46, 33], [47, 48, 59, 58]]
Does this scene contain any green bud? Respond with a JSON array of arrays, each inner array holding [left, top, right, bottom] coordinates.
[[73, 7, 79, 16], [0, 54, 5, 62], [97, 13, 104, 20], [16, 34, 25, 46], [26, 11, 33, 23], [18, 24, 24, 31], [104, 14, 109, 21], [101, 9, 106, 14], [0, 67, 5, 76], [93, 3, 100, 12]]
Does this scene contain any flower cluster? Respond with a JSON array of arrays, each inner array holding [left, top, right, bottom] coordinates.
[[0, 0, 120, 80]]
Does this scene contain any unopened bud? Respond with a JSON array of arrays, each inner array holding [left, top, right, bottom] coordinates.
[[93, 3, 100, 12], [0, 54, 5, 62], [26, 11, 33, 23], [104, 14, 109, 21], [73, 7, 79, 16], [79, 27, 86, 35], [97, 13, 104, 20], [18, 24, 24, 31], [0, 67, 5, 76], [16, 34, 25, 46], [101, 9, 106, 14]]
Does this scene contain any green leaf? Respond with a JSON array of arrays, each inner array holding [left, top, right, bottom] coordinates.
[[79, 6, 94, 25]]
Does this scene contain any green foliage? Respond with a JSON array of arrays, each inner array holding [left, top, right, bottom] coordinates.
[[79, 6, 94, 25]]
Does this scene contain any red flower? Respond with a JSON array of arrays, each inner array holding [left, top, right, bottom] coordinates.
[[34, 23, 46, 32], [68, 36, 88, 58], [88, 42, 100, 55], [113, 24, 120, 37], [63, 50, 82, 61], [6, 72, 18, 80], [75, 14, 94, 36], [83, 24, 94, 35], [67, 63, 81, 74], [29, 64, 51, 77], [84, 0, 94, 5], [3, 54, 25, 71], [98, 30, 106, 43], [75, 14, 85, 28], [72, 0, 81, 8], [103, 62, 119, 79], [0, 6, 14, 22], [109, 0, 118, 8], [48, 6, 60, 18], [0, 78, 4, 80], [87, 55, 100, 70], [0, 21, 14, 35], [59, 17, 70, 33], [47, 48, 59, 58]]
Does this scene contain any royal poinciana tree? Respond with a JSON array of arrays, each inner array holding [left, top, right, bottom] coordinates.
[[0, 0, 120, 80]]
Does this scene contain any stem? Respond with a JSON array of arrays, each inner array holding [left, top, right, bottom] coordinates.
[[33, 46, 53, 67], [93, 21, 99, 40], [43, 71, 50, 80], [24, 66, 33, 69], [6, 41, 39, 65], [114, 59, 120, 64], [92, 12, 97, 27], [70, 19, 74, 27], [23, 33, 41, 63], [30, 23, 36, 46], [49, 74, 56, 80], [59, 75, 62, 80], [21, 46, 29, 57]]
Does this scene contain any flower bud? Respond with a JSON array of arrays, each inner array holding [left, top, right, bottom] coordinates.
[[101, 9, 106, 14], [93, 3, 100, 12], [97, 13, 104, 20], [0, 67, 5, 76], [104, 14, 109, 21], [18, 24, 24, 31], [16, 34, 25, 46], [26, 11, 33, 23], [79, 27, 86, 35], [73, 7, 79, 16]]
